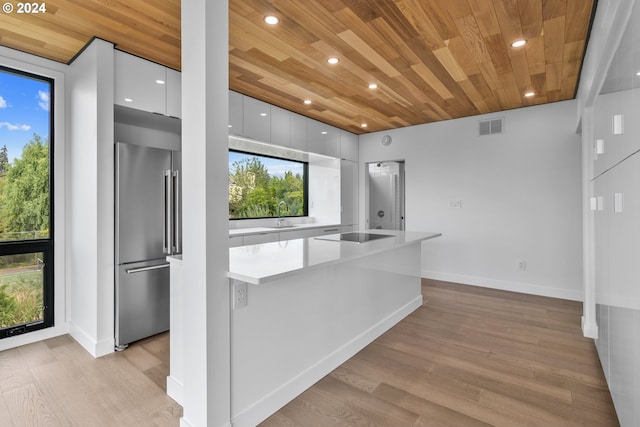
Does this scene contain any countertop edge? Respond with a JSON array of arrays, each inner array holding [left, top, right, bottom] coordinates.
[[228, 232, 441, 285], [229, 223, 342, 237]]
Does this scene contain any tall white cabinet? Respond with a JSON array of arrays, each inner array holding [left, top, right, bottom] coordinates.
[[590, 3, 640, 424]]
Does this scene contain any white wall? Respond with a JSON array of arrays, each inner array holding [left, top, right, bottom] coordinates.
[[66, 39, 115, 357], [359, 101, 583, 301], [0, 47, 68, 352]]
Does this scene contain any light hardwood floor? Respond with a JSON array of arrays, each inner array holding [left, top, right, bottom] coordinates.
[[0, 280, 618, 426], [0, 332, 181, 426], [261, 280, 619, 426]]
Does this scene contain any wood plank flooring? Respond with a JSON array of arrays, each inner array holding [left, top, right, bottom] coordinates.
[[0, 279, 618, 426], [261, 279, 619, 426], [0, 332, 181, 426]]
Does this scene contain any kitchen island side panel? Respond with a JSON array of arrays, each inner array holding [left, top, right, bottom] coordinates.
[[230, 242, 422, 426]]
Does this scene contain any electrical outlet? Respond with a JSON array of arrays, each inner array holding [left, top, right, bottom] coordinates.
[[233, 282, 248, 309], [518, 261, 527, 271]]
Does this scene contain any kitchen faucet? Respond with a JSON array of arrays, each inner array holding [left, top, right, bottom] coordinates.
[[277, 201, 287, 226]]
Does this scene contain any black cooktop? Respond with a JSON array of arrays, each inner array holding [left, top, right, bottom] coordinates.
[[315, 232, 393, 244]]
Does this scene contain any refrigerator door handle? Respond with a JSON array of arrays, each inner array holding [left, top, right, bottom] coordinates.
[[126, 263, 170, 274], [164, 170, 172, 254], [172, 170, 180, 254]]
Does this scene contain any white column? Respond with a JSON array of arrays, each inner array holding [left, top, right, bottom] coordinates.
[[180, 1, 230, 426]]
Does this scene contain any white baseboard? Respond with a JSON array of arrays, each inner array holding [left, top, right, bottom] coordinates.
[[0, 323, 69, 352], [422, 270, 583, 302], [179, 418, 230, 427], [231, 295, 423, 427], [167, 375, 184, 405], [68, 323, 114, 358]]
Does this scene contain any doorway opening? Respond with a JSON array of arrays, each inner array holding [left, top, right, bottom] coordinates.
[[365, 161, 405, 231]]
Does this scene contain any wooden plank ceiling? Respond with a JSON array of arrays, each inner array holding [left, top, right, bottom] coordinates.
[[0, 0, 594, 134]]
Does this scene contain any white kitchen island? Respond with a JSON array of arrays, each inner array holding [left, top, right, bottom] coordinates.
[[228, 229, 440, 426]]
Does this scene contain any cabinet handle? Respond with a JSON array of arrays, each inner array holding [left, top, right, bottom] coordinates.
[[323, 228, 340, 232]]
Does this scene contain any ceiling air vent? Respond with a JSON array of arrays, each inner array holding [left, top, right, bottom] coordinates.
[[479, 118, 504, 136]]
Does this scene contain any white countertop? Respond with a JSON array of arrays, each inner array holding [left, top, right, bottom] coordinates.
[[229, 223, 341, 237], [228, 229, 441, 285]]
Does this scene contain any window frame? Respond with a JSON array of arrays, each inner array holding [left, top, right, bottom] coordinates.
[[229, 149, 309, 220], [0, 65, 54, 339]]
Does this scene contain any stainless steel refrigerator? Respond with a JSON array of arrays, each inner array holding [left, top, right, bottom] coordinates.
[[115, 142, 181, 350]]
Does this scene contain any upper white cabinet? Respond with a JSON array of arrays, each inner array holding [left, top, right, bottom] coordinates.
[[166, 68, 181, 119], [114, 50, 181, 118], [243, 96, 271, 143], [229, 90, 346, 157], [271, 105, 290, 147], [307, 119, 342, 156], [340, 131, 358, 161], [290, 112, 308, 152], [229, 91, 244, 136], [307, 119, 325, 154], [115, 51, 166, 114], [324, 127, 341, 158]]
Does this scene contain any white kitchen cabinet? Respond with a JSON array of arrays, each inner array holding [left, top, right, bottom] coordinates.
[[114, 50, 167, 115], [307, 119, 325, 155], [229, 90, 244, 136], [324, 127, 341, 158], [340, 160, 358, 227], [290, 112, 308, 152], [280, 227, 322, 241], [229, 235, 244, 248], [243, 96, 271, 143], [271, 105, 290, 147], [243, 232, 278, 245], [316, 226, 342, 235], [308, 118, 342, 157], [340, 130, 358, 161], [593, 89, 640, 178], [166, 68, 181, 119], [594, 152, 640, 308]]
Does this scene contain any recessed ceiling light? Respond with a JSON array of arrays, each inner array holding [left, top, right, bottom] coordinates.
[[511, 40, 527, 48], [321, 131, 328, 135], [327, 57, 340, 65], [304, 100, 312, 104], [636, 71, 640, 76], [260, 113, 267, 117], [368, 83, 378, 89], [124, 98, 133, 103], [264, 15, 279, 25], [361, 123, 368, 128], [524, 91, 535, 97], [155, 79, 166, 85]]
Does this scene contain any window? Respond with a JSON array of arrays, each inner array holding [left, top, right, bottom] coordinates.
[[0, 66, 54, 339], [229, 150, 308, 219]]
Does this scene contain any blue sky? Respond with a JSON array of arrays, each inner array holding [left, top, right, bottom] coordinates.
[[229, 151, 304, 178], [0, 69, 51, 163]]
